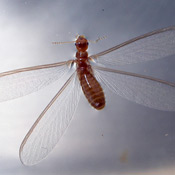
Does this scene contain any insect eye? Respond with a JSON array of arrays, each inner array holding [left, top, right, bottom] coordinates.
[[87, 42, 89, 45]]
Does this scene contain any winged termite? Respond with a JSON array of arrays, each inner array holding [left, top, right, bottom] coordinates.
[[0, 26, 175, 165]]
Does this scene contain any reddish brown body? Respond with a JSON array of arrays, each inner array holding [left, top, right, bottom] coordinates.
[[75, 36, 105, 110]]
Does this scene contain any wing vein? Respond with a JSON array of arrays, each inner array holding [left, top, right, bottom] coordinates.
[[90, 26, 175, 58], [0, 61, 72, 77], [19, 72, 75, 156], [93, 66, 175, 87]]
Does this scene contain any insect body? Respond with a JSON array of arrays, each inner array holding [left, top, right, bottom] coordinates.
[[0, 27, 175, 165], [75, 36, 105, 110]]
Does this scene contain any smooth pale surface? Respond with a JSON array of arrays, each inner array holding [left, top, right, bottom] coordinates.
[[0, 0, 175, 174]]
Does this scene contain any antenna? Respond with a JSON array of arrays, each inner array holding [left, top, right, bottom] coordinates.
[[88, 36, 107, 43], [52, 41, 75, 45]]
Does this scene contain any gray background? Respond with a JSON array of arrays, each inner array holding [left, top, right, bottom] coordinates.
[[0, 0, 175, 174]]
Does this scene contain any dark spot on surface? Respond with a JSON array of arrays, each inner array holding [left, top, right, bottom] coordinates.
[[120, 150, 128, 163]]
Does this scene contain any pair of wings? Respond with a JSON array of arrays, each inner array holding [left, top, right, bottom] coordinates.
[[1, 27, 175, 165]]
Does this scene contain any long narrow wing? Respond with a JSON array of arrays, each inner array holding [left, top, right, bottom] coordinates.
[[94, 66, 175, 111], [19, 72, 81, 166], [0, 61, 72, 102], [90, 26, 175, 66]]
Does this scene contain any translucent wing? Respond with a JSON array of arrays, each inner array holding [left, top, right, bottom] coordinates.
[[90, 26, 175, 66], [0, 61, 72, 102], [19, 72, 81, 165], [94, 66, 175, 111]]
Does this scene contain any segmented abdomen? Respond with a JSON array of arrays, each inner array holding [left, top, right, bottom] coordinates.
[[78, 71, 105, 110]]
